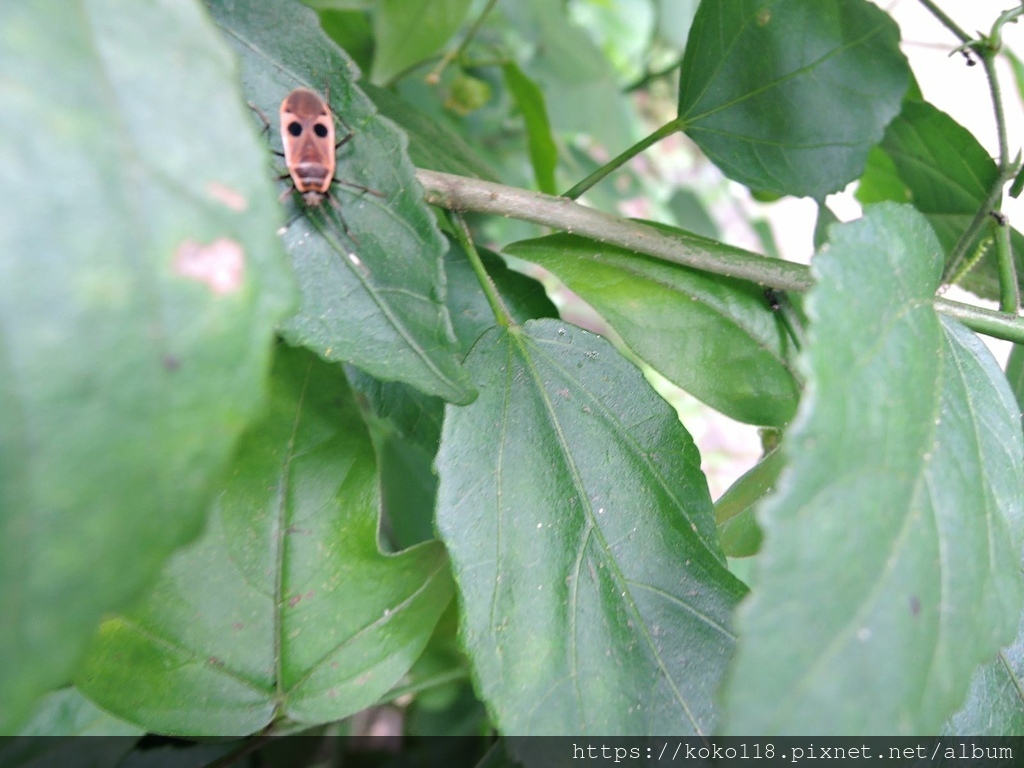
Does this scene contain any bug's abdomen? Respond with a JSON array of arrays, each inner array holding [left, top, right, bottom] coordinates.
[[292, 160, 332, 193]]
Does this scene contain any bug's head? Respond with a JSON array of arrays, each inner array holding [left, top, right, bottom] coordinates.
[[279, 88, 335, 154]]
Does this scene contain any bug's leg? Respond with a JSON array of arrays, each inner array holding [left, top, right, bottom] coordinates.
[[250, 102, 286, 158], [248, 101, 271, 136], [334, 178, 385, 197], [326, 193, 361, 246], [321, 81, 356, 150], [334, 112, 355, 150]]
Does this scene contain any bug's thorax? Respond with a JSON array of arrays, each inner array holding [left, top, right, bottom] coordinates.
[[279, 88, 336, 201]]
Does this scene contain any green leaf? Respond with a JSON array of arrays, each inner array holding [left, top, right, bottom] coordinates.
[[721, 204, 1024, 735], [867, 99, 1024, 301], [317, 10, 374, 73], [678, 0, 908, 198], [667, 190, 719, 240], [362, 82, 497, 180], [813, 203, 840, 251], [15, 688, 142, 738], [944, 613, 1024, 735], [0, 1, 294, 732], [654, 0, 701, 51], [502, 63, 559, 195], [856, 145, 912, 204], [346, 367, 444, 550], [436, 319, 746, 734], [506, 233, 800, 426], [208, 0, 475, 405], [370, 0, 473, 84], [1007, 344, 1024, 409], [943, 345, 1024, 735], [879, 100, 994, 212], [715, 448, 785, 558], [76, 345, 453, 736]]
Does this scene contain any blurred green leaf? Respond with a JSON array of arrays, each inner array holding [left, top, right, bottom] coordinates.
[[362, 81, 498, 180], [317, 10, 374, 72], [0, 0, 293, 732], [655, 0, 700, 50], [666, 190, 719, 239], [503, 0, 634, 151], [371, 0, 473, 84], [209, 0, 475, 404], [722, 204, 1024, 735], [1005, 49, 1024, 108], [678, 0, 908, 198], [15, 688, 142, 738], [302, 0, 374, 9], [507, 233, 800, 426], [502, 63, 558, 194], [436, 319, 746, 734], [77, 345, 453, 735]]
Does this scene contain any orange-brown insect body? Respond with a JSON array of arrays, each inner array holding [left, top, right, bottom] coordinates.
[[279, 88, 336, 206]]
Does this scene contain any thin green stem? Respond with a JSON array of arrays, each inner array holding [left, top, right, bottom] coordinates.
[[417, 169, 1024, 343], [626, 57, 684, 93], [426, 0, 500, 84], [934, 298, 1024, 342], [928, 4, 1021, 290], [943, 168, 1013, 282], [990, 6, 1024, 50], [994, 213, 1020, 312], [984, 53, 1010, 168], [561, 119, 681, 200], [916, 0, 972, 43], [448, 210, 514, 328]]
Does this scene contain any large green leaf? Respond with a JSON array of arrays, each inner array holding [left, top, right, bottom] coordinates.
[[76, 345, 453, 736], [0, 0, 293, 732], [507, 233, 800, 426], [944, 613, 1024, 735], [943, 346, 1024, 735], [207, 0, 475, 405], [370, 0, 473, 84], [860, 99, 1024, 301], [436, 320, 746, 735], [721, 204, 1024, 734], [346, 242, 556, 552], [677, 0, 908, 198]]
